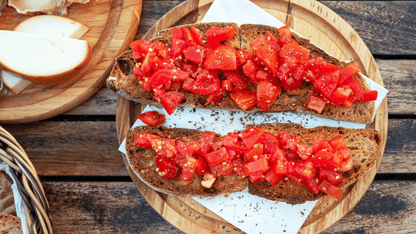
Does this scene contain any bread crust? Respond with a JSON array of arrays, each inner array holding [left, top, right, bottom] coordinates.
[[108, 23, 376, 123], [125, 124, 381, 203]]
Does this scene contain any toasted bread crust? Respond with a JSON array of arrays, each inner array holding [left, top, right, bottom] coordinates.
[[108, 23, 376, 123], [125, 124, 381, 203]]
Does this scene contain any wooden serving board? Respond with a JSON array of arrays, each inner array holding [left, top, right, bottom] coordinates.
[[116, 0, 388, 233], [0, 0, 142, 124]]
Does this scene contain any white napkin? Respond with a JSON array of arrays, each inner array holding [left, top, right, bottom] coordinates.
[[0, 162, 28, 234], [119, 0, 389, 233]]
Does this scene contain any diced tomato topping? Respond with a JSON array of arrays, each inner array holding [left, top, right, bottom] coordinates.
[[331, 85, 353, 105], [149, 69, 174, 91], [361, 90, 378, 102], [206, 26, 236, 43], [251, 37, 278, 74], [190, 25, 203, 45], [156, 155, 178, 179], [243, 157, 269, 176], [134, 133, 160, 148], [314, 70, 340, 98], [307, 94, 326, 114], [196, 131, 216, 156], [303, 179, 320, 194], [137, 111, 166, 126], [319, 180, 344, 199], [278, 25, 291, 44], [171, 28, 183, 40], [229, 90, 257, 111], [265, 170, 284, 186], [249, 171, 265, 183], [348, 79, 365, 101], [159, 91, 184, 115], [235, 50, 250, 66], [257, 81, 280, 111], [171, 39, 186, 59], [319, 169, 343, 186], [204, 45, 237, 70], [224, 71, 248, 91], [241, 128, 266, 149], [294, 161, 316, 180], [313, 137, 334, 153], [181, 26, 196, 45], [329, 136, 348, 149], [183, 44, 205, 65], [339, 158, 353, 172], [339, 63, 360, 85], [244, 143, 264, 163], [309, 150, 333, 168], [204, 147, 230, 167]]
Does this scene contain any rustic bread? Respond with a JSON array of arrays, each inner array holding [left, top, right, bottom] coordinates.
[[107, 23, 377, 123], [125, 124, 381, 203], [0, 213, 22, 234], [246, 123, 381, 204], [125, 125, 248, 197], [0, 171, 16, 216]]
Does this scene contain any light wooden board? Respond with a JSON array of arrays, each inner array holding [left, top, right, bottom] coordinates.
[[0, 0, 142, 124], [115, 0, 388, 233]]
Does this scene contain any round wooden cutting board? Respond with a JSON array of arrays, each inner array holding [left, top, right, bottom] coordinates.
[[116, 0, 388, 233], [0, 0, 142, 124]]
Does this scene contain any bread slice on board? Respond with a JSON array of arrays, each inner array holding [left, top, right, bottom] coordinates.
[[246, 123, 381, 204], [0, 213, 22, 234], [125, 125, 248, 197], [107, 23, 376, 123], [125, 124, 381, 203]]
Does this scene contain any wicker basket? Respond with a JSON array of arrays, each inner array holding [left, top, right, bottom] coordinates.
[[0, 126, 53, 234]]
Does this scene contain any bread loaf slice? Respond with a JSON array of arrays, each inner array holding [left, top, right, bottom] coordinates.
[[107, 23, 377, 123], [246, 123, 381, 204], [125, 124, 381, 203], [125, 125, 248, 197]]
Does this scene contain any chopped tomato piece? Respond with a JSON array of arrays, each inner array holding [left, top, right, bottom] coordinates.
[[257, 132, 279, 154], [159, 91, 185, 115], [190, 25, 203, 45], [278, 130, 301, 160], [224, 71, 249, 91], [251, 37, 278, 74], [180, 158, 195, 181], [204, 147, 230, 167], [130, 40, 151, 59], [230, 90, 257, 111], [141, 51, 158, 73], [339, 158, 353, 172], [265, 170, 284, 186], [204, 45, 237, 70], [319, 180, 344, 199], [278, 25, 291, 44], [294, 161, 316, 180], [287, 174, 304, 186], [331, 85, 353, 104], [339, 148, 351, 161], [149, 138, 177, 158], [171, 39, 186, 59], [222, 80, 233, 92], [268, 148, 286, 168], [256, 81, 280, 111], [241, 127, 266, 149], [347, 79, 365, 101], [182, 69, 221, 96], [361, 90, 378, 101], [242, 60, 259, 82], [206, 26, 236, 43], [313, 137, 334, 153], [280, 44, 309, 64], [171, 28, 183, 40], [210, 160, 234, 177], [243, 158, 269, 176], [243, 143, 264, 163], [271, 160, 289, 175], [235, 50, 250, 66], [156, 155, 179, 179], [225, 140, 249, 156], [193, 157, 209, 175], [329, 136, 348, 149], [196, 131, 216, 156], [149, 69, 174, 91], [137, 111, 166, 126], [256, 70, 279, 86], [309, 150, 333, 168], [343, 95, 356, 109], [183, 44, 205, 65], [205, 91, 224, 106], [297, 143, 313, 160], [222, 132, 239, 147], [280, 75, 303, 90], [181, 26, 196, 45], [134, 133, 160, 148], [319, 169, 343, 186], [303, 179, 320, 194], [339, 63, 360, 85], [313, 70, 340, 98], [249, 171, 264, 183]]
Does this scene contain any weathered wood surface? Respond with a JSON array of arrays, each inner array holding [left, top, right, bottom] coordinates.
[[43, 181, 416, 233]]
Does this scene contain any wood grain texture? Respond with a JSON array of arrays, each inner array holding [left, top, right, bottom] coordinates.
[[321, 1, 416, 55], [0, 0, 141, 124], [41, 181, 416, 233], [2, 122, 128, 176]]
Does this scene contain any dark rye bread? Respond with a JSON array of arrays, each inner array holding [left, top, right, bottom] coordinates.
[[125, 124, 381, 204], [125, 125, 248, 197], [246, 123, 381, 204], [107, 23, 376, 123]]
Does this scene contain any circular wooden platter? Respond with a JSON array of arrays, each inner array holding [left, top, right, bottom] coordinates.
[[0, 0, 142, 124], [116, 0, 388, 233]]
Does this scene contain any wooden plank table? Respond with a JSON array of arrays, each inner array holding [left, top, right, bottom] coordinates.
[[2, 0, 416, 233]]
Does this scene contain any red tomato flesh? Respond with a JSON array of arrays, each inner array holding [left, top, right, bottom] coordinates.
[[137, 111, 166, 126]]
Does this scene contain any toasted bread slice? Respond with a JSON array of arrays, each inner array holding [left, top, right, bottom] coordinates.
[[107, 23, 376, 123], [125, 124, 381, 203], [125, 125, 248, 197], [246, 123, 381, 204]]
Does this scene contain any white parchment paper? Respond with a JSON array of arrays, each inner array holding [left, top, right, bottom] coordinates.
[[119, 0, 389, 233], [0, 162, 28, 234]]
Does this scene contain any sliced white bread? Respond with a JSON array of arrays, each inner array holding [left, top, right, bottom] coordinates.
[[0, 31, 91, 86], [2, 15, 90, 93]]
